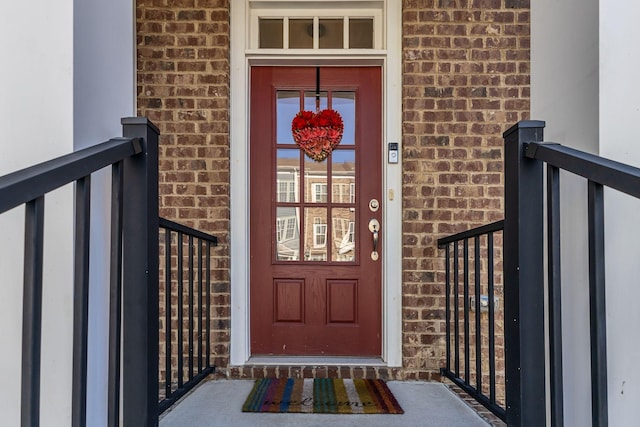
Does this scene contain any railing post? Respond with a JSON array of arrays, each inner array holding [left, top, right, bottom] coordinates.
[[503, 120, 546, 426], [121, 117, 160, 426]]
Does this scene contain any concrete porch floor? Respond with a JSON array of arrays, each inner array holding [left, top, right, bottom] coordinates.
[[160, 380, 495, 427]]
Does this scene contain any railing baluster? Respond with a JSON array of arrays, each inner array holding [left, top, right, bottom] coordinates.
[[454, 241, 460, 378], [72, 176, 91, 427], [198, 239, 203, 374], [488, 231, 496, 405], [588, 180, 608, 427], [108, 162, 124, 427], [188, 235, 194, 381], [474, 236, 482, 393], [177, 232, 184, 388], [165, 229, 172, 400], [206, 242, 211, 369], [21, 196, 45, 427], [463, 238, 470, 384], [445, 245, 451, 372], [547, 165, 564, 427]]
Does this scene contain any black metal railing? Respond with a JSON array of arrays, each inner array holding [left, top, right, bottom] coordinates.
[[438, 220, 506, 421], [158, 218, 217, 413], [439, 120, 640, 426], [516, 125, 640, 427], [0, 118, 160, 427]]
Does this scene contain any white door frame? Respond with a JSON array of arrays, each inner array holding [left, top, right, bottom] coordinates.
[[229, 0, 402, 366]]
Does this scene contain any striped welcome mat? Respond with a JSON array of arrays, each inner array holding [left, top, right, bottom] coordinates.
[[242, 378, 404, 414]]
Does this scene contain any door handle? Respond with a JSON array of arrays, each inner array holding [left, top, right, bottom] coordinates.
[[368, 219, 380, 261], [372, 228, 379, 252]]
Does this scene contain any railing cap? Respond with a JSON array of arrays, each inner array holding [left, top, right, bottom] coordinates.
[[121, 117, 160, 134], [503, 120, 546, 138]]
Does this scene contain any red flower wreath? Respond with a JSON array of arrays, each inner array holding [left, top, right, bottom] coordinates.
[[291, 109, 344, 161]]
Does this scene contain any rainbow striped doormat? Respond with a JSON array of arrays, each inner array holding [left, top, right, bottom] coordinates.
[[242, 378, 404, 414]]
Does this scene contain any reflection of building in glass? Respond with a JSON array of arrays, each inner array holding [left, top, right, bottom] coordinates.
[[275, 151, 356, 262], [333, 217, 355, 255], [275, 207, 299, 260], [275, 158, 300, 260], [303, 206, 327, 261]]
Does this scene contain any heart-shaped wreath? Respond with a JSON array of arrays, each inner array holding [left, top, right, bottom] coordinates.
[[291, 109, 344, 161]]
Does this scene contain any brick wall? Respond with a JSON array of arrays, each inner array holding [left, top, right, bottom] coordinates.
[[137, 0, 530, 381], [137, 0, 231, 373], [401, 0, 529, 380]]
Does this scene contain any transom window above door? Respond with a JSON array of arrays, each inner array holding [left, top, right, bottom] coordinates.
[[248, 1, 384, 50]]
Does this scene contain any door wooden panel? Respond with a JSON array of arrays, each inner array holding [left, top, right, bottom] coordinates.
[[274, 279, 305, 323], [250, 67, 382, 356], [327, 280, 358, 324]]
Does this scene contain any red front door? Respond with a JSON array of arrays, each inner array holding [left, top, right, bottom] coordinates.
[[249, 66, 382, 356]]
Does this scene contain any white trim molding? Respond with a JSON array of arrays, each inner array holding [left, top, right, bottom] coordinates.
[[230, 0, 402, 367]]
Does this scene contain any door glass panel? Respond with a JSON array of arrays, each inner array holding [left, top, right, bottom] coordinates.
[[276, 149, 300, 202], [277, 91, 300, 144], [276, 207, 300, 261], [304, 91, 328, 111], [332, 208, 356, 262], [304, 208, 327, 261], [319, 19, 344, 49], [349, 18, 374, 49], [289, 19, 313, 49], [259, 19, 283, 48], [271, 76, 367, 265], [304, 155, 327, 203], [331, 150, 356, 204], [332, 92, 355, 145]]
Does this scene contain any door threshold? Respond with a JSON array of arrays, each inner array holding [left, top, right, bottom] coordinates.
[[247, 356, 386, 366]]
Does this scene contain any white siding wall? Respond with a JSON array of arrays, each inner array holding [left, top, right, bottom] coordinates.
[[0, 3, 75, 425], [531, 2, 598, 426], [74, 0, 135, 424], [532, 0, 640, 424], [599, 2, 640, 423], [0, 1, 134, 425]]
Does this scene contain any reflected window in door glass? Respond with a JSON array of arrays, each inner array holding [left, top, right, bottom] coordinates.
[[332, 92, 355, 145], [319, 19, 344, 49], [303, 91, 328, 111], [331, 150, 355, 204], [259, 19, 283, 48], [332, 208, 356, 262], [349, 19, 374, 49], [289, 19, 313, 49], [277, 91, 300, 144], [304, 154, 327, 203], [304, 208, 327, 261], [277, 149, 300, 202], [276, 207, 300, 261]]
